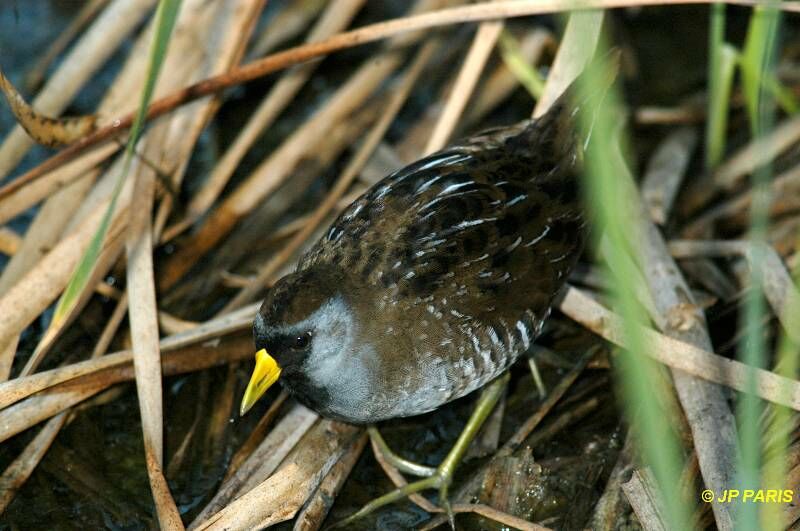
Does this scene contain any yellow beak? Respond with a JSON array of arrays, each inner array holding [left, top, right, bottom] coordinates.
[[240, 349, 282, 416]]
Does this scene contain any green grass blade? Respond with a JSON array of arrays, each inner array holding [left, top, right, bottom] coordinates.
[[747, 16, 786, 530], [576, 55, 692, 531], [498, 30, 545, 100], [741, 5, 781, 133], [51, 0, 182, 329], [763, 237, 800, 530], [705, 3, 741, 171], [741, 7, 796, 120], [706, 2, 730, 170], [737, 4, 780, 530], [765, 73, 799, 115], [705, 43, 738, 170]]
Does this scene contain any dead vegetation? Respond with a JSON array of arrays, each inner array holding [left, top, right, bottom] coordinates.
[[1, 1, 800, 529]]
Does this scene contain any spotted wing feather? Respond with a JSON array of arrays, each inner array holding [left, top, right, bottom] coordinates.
[[301, 102, 583, 338]]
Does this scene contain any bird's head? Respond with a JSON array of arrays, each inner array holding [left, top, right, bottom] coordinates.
[[239, 267, 366, 416]]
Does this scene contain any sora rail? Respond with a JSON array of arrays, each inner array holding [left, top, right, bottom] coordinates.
[[237, 70, 596, 527], [239, 90, 585, 422]]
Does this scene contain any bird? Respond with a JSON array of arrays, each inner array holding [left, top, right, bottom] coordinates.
[[238, 59, 607, 527], [240, 99, 585, 419]]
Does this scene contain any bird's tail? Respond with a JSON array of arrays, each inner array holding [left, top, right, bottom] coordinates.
[[535, 48, 622, 156]]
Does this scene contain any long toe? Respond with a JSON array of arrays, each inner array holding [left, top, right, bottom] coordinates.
[[327, 475, 441, 529], [437, 477, 456, 530]]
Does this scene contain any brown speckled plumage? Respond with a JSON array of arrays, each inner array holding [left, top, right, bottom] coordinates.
[[254, 93, 585, 423]]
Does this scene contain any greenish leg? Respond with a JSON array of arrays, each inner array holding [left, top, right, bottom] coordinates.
[[327, 476, 440, 530], [330, 373, 509, 530]]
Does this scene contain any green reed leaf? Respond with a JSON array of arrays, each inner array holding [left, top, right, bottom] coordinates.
[[498, 30, 545, 100], [50, 0, 182, 332], [705, 3, 737, 170], [738, 4, 780, 530], [577, 50, 692, 531]]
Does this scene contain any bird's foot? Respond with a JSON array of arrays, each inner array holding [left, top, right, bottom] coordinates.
[[327, 462, 456, 530], [328, 374, 509, 530]]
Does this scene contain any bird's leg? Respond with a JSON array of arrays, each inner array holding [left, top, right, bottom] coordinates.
[[330, 373, 509, 530]]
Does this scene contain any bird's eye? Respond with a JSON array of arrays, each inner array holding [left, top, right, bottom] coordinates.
[[292, 332, 312, 350]]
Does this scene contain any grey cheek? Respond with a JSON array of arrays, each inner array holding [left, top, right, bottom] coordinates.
[[307, 343, 372, 395]]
